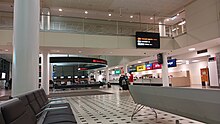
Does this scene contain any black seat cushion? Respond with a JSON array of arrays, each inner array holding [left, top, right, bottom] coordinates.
[[17, 95, 36, 116], [33, 91, 45, 108], [1, 98, 37, 124], [26, 93, 41, 115], [0, 109, 5, 124], [43, 114, 77, 124]]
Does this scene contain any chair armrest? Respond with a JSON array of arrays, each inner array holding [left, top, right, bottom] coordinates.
[[44, 106, 68, 111]]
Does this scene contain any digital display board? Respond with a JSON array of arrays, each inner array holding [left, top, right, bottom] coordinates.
[[137, 65, 146, 72], [152, 62, 162, 69], [168, 59, 177, 68], [136, 32, 160, 48], [146, 63, 153, 70], [115, 70, 121, 74]]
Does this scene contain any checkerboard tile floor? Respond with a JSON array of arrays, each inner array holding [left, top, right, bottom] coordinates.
[[65, 91, 204, 124]]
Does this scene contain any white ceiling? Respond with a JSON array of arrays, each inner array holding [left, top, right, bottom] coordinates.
[[0, 0, 194, 24]]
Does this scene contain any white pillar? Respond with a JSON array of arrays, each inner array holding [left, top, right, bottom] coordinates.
[[162, 53, 169, 87], [41, 8, 50, 30], [12, 0, 40, 96], [159, 20, 166, 37], [42, 51, 49, 95], [49, 63, 53, 80], [95, 72, 99, 82], [106, 68, 109, 83], [123, 64, 128, 75]]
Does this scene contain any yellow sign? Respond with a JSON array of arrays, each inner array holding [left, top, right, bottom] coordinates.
[[136, 65, 146, 72]]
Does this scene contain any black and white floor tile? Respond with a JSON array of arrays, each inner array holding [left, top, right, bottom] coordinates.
[[65, 89, 204, 124]]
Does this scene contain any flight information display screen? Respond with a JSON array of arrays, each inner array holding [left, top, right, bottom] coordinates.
[[136, 32, 160, 48]]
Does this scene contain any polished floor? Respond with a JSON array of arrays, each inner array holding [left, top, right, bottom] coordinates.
[[64, 86, 204, 124]]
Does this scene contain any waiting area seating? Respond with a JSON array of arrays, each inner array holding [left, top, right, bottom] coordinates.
[[129, 85, 220, 124], [0, 89, 77, 124]]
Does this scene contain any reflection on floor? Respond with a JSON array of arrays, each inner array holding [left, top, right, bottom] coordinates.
[[65, 86, 204, 124]]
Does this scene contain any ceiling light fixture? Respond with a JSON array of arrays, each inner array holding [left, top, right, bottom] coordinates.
[[115, 66, 118, 69], [188, 48, 196, 51], [108, 13, 112, 17], [150, 17, 153, 20], [85, 11, 88, 14], [171, 16, 177, 20], [192, 60, 200, 63], [138, 61, 142, 63], [130, 15, 133, 18], [178, 21, 186, 25], [186, 60, 189, 64], [79, 51, 82, 53], [166, 18, 170, 21], [5, 49, 8, 52], [177, 13, 180, 16], [58, 8, 62, 12]]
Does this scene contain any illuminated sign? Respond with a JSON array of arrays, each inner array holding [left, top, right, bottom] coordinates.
[[146, 63, 153, 70], [115, 70, 121, 74], [168, 59, 177, 68], [136, 32, 160, 48], [152, 62, 162, 69], [92, 59, 106, 64], [137, 65, 146, 72], [78, 68, 88, 71]]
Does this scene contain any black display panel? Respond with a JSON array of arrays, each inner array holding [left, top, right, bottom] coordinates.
[[136, 32, 160, 48]]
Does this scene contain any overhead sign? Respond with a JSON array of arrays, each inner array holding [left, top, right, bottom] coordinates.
[[136, 32, 160, 48], [137, 65, 146, 72], [128, 65, 137, 73], [115, 70, 121, 74], [168, 59, 177, 68], [152, 62, 162, 69], [146, 63, 153, 70]]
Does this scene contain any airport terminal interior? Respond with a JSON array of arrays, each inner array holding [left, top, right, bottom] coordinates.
[[1, 0, 220, 124]]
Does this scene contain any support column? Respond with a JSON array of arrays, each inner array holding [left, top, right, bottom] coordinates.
[[162, 53, 169, 87], [159, 20, 166, 37], [49, 64, 53, 80], [12, 0, 40, 96], [106, 68, 109, 83], [41, 8, 50, 30], [42, 51, 49, 95], [123, 64, 128, 75]]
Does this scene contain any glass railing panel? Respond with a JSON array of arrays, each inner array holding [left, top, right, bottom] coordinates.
[[0, 11, 185, 37], [0, 12, 13, 29], [83, 19, 117, 35], [49, 16, 84, 33]]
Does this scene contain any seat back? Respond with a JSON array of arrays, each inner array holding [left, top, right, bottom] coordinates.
[[26, 93, 41, 115], [33, 90, 45, 108], [39, 89, 49, 104], [0, 109, 5, 124], [0, 98, 37, 124]]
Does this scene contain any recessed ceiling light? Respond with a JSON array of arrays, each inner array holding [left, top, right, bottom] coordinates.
[[171, 16, 177, 20], [85, 11, 88, 14], [5, 49, 8, 52], [166, 19, 170, 21], [177, 60, 183, 62], [177, 13, 180, 16], [58, 8, 62, 12], [177, 62, 182, 65], [192, 60, 200, 63], [186, 60, 189, 64], [188, 48, 195, 51], [178, 21, 186, 25], [138, 61, 142, 63], [150, 17, 153, 20], [130, 15, 133, 18], [108, 13, 112, 17], [56, 50, 60, 52], [115, 66, 118, 69]]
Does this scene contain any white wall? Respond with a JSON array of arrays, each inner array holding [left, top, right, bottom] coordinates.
[[133, 61, 208, 85], [0, 29, 176, 50], [175, 0, 220, 48]]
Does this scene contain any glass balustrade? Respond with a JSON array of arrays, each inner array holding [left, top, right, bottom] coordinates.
[[0, 11, 186, 37]]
